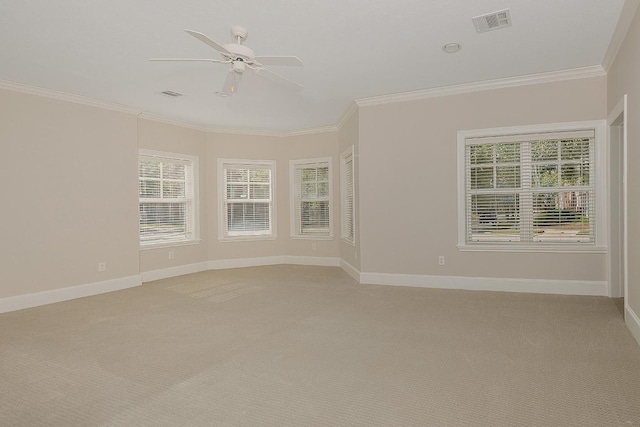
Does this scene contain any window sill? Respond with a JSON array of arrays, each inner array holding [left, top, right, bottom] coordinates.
[[140, 239, 201, 250], [219, 235, 277, 242], [457, 244, 607, 254], [290, 235, 333, 240]]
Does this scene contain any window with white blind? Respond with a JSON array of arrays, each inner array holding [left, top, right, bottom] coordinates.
[[218, 159, 276, 240], [457, 121, 606, 252], [341, 147, 355, 244], [139, 150, 198, 247], [290, 158, 332, 238]]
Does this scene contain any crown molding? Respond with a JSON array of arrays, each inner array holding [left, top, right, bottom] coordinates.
[[284, 125, 338, 137], [206, 127, 289, 137], [336, 102, 358, 130], [2, 63, 608, 136], [207, 124, 337, 137], [602, 0, 640, 72], [354, 65, 607, 107], [137, 112, 211, 132], [0, 79, 143, 115]]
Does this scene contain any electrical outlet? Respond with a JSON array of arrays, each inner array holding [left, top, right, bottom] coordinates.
[[168, 251, 175, 259], [98, 262, 106, 272], [438, 256, 445, 266]]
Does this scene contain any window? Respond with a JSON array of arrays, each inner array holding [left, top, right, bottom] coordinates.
[[218, 159, 276, 240], [340, 147, 355, 244], [139, 150, 198, 247], [290, 158, 332, 238], [457, 121, 606, 251]]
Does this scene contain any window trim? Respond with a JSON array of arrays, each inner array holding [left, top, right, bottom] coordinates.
[[340, 146, 356, 246], [217, 158, 277, 242], [456, 120, 607, 253], [289, 157, 333, 239], [138, 149, 200, 249]]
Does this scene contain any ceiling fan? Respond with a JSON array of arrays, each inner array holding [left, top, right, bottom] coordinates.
[[151, 26, 303, 96]]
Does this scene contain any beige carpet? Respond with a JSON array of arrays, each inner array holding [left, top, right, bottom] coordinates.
[[1, 265, 640, 426]]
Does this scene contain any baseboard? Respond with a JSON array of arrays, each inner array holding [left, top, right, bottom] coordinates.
[[283, 256, 340, 267], [141, 256, 343, 282], [360, 272, 607, 296], [340, 259, 361, 282], [626, 305, 640, 348], [141, 261, 210, 283], [0, 275, 141, 314], [208, 256, 285, 270]]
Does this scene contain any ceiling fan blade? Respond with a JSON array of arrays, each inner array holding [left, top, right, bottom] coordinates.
[[185, 29, 231, 54], [254, 56, 303, 67], [218, 69, 242, 96], [149, 58, 227, 63], [255, 68, 303, 91]]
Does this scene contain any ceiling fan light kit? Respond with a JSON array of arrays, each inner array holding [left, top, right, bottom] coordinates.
[[151, 26, 303, 96]]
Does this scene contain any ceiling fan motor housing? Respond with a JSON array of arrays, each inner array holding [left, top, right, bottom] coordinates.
[[224, 43, 255, 63]]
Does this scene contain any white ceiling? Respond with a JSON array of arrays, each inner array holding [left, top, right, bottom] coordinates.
[[0, 0, 625, 133]]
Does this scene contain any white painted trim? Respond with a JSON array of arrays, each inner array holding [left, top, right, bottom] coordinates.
[[355, 66, 606, 107], [602, 0, 640, 72], [340, 146, 356, 245], [144, 257, 341, 282], [139, 149, 200, 247], [208, 128, 286, 137], [137, 112, 211, 132], [0, 79, 143, 115], [0, 275, 142, 314], [285, 126, 338, 137], [360, 272, 607, 296], [336, 102, 358, 130], [283, 256, 340, 267], [0, 81, 338, 137], [217, 158, 277, 241], [626, 305, 640, 348], [208, 125, 337, 138], [140, 262, 210, 283], [208, 256, 285, 270], [607, 95, 628, 298], [289, 157, 333, 238], [457, 120, 608, 250], [340, 259, 361, 282], [207, 256, 338, 269]]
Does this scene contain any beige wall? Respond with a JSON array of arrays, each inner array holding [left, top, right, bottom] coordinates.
[[0, 59, 620, 303], [358, 77, 608, 280], [206, 131, 340, 261], [137, 118, 209, 272], [0, 90, 139, 298], [607, 5, 640, 323], [206, 132, 286, 260], [338, 108, 361, 270], [284, 132, 341, 259]]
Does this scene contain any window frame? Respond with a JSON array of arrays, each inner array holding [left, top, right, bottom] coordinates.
[[289, 157, 333, 239], [340, 146, 356, 246], [217, 158, 277, 241], [457, 120, 607, 253], [138, 149, 199, 249]]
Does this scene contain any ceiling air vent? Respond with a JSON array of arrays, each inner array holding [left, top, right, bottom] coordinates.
[[160, 90, 183, 97], [472, 9, 512, 33]]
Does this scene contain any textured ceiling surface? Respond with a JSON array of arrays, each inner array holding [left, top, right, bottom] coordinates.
[[0, 0, 625, 132]]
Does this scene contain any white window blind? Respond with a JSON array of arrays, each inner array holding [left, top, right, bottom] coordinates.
[[463, 129, 596, 246], [341, 147, 355, 243], [291, 159, 331, 237], [139, 152, 196, 246], [221, 161, 275, 239]]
